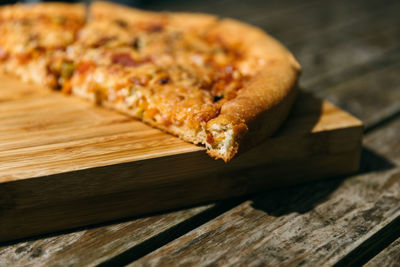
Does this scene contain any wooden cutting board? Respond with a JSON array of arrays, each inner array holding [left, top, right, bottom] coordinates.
[[0, 75, 363, 242]]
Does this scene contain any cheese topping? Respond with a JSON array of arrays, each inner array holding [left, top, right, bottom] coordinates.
[[0, 3, 84, 86], [65, 15, 266, 133]]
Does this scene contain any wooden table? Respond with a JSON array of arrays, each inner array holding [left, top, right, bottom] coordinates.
[[1, 0, 399, 265]]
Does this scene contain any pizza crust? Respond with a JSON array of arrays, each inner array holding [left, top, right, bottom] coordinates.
[[204, 19, 301, 161], [90, 1, 218, 34], [0, 2, 84, 19]]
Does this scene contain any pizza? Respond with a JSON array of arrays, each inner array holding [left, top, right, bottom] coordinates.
[[0, 2, 85, 88], [0, 1, 301, 162]]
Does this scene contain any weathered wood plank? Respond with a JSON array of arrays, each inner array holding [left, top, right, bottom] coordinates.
[[284, 0, 400, 49], [363, 115, 400, 165], [299, 22, 400, 91], [145, 0, 397, 40], [291, 3, 400, 88], [291, 0, 400, 129], [256, 0, 398, 44], [139, 0, 316, 18], [365, 237, 400, 267], [134, 116, 400, 266], [0, 205, 212, 267], [315, 62, 400, 129]]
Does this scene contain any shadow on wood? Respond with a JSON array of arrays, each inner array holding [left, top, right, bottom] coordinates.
[[250, 146, 395, 217], [359, 147, 397, 174], [250, 177, 344, 216]]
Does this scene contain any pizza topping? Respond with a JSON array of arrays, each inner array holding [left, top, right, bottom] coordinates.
[[145, 23, 164, 33], [61, 80, 73, 94], [206, 132, 215, 145], [76, 61, 95, 74], [111, 52, 137, 67], [130, 37, 142, 50], [0, 46, 8, 61], [54, 16, 66, 25], [93, 36, 116, 48], [114, 19, 128, 28], [16, 53, 31, 64], [196, 106, 221, 123], [158, 77, 169, 85], [129, 86, 138, 96], [129, 76, 148, 86], [60, 61, 76, 79], [0, 3, 85, 89], [213, 95, 223, 102]]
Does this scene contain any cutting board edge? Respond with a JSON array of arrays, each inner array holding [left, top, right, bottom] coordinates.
[[0, 145, 362, 243]]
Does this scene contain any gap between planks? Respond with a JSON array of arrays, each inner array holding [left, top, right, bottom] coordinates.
[[364, 235, 400, 267]]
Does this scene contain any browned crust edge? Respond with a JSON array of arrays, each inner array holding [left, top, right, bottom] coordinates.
[[205, 19, 301, 161], [90, 1, 166, 21], [0, 2, 85, 19], [90, 1, 218, 33]]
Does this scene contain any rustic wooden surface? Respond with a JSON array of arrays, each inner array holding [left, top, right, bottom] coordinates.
[[135, 117, 400, 266], [0, 76, 362, 242], [0, 0, 399, 265]]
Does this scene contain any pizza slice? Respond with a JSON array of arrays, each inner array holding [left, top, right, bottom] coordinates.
[[0, 2, 85, 88], [55, 1, 301, 161], [0, 1, 300, 162]]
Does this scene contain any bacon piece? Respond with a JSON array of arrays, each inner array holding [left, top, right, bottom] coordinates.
[[111, 52, 137, 67], [16, 53, 31, 64]]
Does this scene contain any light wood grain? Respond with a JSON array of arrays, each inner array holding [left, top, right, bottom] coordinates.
[[0, 75, 362, 242]]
